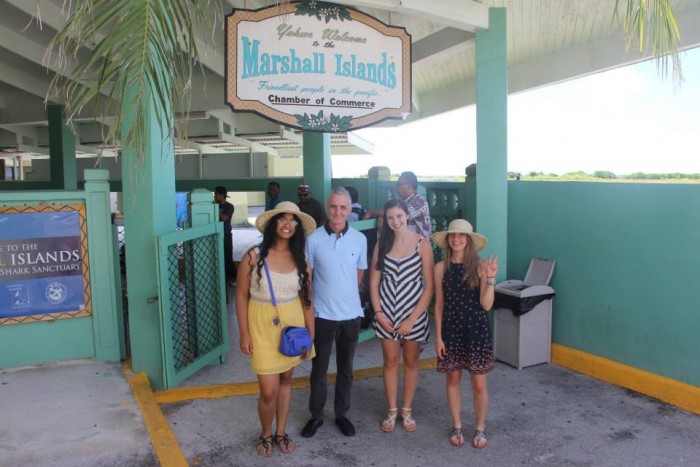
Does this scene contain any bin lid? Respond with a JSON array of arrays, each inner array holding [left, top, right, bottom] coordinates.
[[523, 258, 555, 286]]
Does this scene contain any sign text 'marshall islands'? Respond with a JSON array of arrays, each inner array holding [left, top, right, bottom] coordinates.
[[240, 37, 397, 89], [226, 2, 411, 132]]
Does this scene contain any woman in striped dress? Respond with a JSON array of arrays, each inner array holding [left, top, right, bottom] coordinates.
[[370, 198, 434, 433]]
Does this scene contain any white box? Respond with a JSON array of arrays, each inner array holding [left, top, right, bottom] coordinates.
[[493, 298, 553, 369]]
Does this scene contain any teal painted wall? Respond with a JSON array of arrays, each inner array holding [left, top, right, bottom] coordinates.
[[508, 181, 700, 387], [0, 170, 122, 368], [0, 319, 95, 366]]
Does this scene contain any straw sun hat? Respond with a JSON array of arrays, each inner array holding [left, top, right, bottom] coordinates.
[[431, 219, 488, 252], [255, 201, 317, 236]]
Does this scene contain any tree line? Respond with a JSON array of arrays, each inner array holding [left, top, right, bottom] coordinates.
[[514, 171, 700, 182]]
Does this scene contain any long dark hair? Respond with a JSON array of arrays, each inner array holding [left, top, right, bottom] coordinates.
[[254, 212, 311, 307], [445, 234, 480, 289], [375, 198, 409, 270]]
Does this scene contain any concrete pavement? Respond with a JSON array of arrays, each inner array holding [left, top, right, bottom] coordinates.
[[0, 360, 153, 467], [162, 360, 700, 467], [2, 296, 700, 466]]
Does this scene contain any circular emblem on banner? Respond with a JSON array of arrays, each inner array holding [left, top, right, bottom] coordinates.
[[45, 282, 68, 304]]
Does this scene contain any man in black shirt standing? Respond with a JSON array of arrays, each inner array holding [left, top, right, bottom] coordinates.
[[214, 186, 235, 287]]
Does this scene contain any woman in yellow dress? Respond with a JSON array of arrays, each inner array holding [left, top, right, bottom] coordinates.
[[236, 201, 317, 457]]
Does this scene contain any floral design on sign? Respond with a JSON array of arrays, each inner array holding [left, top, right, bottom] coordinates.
[[295, 1, 352, 23]]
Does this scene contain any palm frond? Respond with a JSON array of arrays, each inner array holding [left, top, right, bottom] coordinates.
[[613, 0, 683, 85], [43, 0, 221, 162]]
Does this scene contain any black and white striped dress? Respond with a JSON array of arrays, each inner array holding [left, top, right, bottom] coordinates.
[[373, 241, 430, 342]]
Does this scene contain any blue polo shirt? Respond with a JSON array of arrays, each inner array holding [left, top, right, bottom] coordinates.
[[306, 223, 367, 321]]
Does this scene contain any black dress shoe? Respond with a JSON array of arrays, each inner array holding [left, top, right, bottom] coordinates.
[[335, 417, 356, 437], [301, 418, 323, 438]]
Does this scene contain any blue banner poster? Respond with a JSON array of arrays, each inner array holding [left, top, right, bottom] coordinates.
[[0, 208, 90, 324]]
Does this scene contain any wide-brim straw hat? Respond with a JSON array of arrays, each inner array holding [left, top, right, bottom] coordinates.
[[431, 219, 488, 252], [255, 201, 317, 236]]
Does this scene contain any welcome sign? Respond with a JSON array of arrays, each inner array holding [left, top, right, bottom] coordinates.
[[226, 1, 411, 132], [0, 205, 92, 325]]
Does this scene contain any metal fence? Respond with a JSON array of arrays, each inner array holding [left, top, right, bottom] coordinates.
[[162, 231, 224, 372]]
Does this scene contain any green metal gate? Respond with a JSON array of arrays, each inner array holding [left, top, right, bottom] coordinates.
[[156, 223, 228, 388]]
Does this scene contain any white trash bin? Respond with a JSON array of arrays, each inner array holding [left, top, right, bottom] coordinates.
[[492, 258, 556, 369]]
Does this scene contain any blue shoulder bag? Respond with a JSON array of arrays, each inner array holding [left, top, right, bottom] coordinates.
[[263, 260, 313, 357]]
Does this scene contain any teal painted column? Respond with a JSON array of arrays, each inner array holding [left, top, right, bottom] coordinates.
[[189, 189, 218, 227], [84, 169, 122, 361], [48, 104, 77, 190], [367, 166, 390, 209], [121, 87, 176, 389], [475, 7, 508, 280], [303, 132, 331, 202]]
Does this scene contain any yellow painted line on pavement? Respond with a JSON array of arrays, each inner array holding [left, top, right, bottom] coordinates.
[[123, 362, 188, 467], [154, 357, 437, 405], [126, 357, 438, 464], [552, 344, 700, 415]]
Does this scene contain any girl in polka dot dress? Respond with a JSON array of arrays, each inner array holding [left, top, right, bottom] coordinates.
[[431, 219, 499, 449]]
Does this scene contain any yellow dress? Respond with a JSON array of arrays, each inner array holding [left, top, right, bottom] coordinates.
[[248, 268, 315, 375]]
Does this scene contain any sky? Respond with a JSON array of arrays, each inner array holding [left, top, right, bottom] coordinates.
[[332, 46, 700, 177]]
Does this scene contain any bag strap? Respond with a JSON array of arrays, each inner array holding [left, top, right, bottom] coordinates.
[[263, 259, 283, 327], [262, 259, 277, 307]]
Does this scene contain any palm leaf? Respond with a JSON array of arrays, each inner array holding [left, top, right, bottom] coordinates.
[[43, 0, 221, 162], [613, 0, 683, 84]]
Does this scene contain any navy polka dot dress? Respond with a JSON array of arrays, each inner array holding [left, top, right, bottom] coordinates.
[[437, 263, 495, 375]]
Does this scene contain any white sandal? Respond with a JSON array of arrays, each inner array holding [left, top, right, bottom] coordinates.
[[380, 408, 398, 432], [401, 408, 417, 432]]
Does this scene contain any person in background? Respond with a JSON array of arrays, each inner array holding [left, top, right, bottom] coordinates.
[[370, 199, 434, 433], [396, 171, 431, 239], [301, 187, 367, 439], [296, 184, 327, 227], [235, 201, 317, 457], [345, 186, 375, 332], [213, 186, 235, 287], [363, 171, 431, 239], [432, 219, 498, 449], [345, 186, 367, 222], [266, 181, 284, 211]]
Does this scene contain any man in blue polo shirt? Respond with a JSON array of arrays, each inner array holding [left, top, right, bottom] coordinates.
[[302, 187, 367, 438]]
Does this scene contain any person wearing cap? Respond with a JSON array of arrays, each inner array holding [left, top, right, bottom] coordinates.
[[266, 181, 284, 211], [296, 184, 327, 227], [301, 187, 367, 439], [431, 219, 499, 449], [213, 186, 235, 286], [235, 201, 317, 457]]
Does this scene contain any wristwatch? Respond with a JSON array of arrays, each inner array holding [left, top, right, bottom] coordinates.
[[486, 277, 496, 286]]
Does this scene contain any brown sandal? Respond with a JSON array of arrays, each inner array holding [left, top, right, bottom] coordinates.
[[256, 435, 273, 457], [472, 429, 488, 449], [274, 433, 296, 454], [450, 427, 465, 447]]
